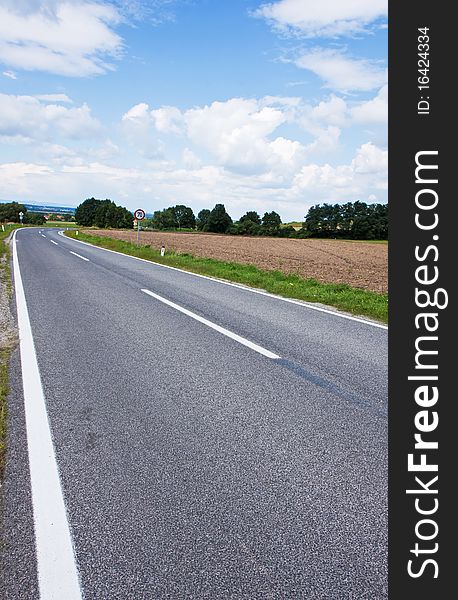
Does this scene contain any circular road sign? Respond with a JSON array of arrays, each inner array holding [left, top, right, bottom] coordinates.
[[134, 208, 145, 221]]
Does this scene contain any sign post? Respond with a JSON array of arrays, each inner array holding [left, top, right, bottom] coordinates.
[[134, 209, 145, 244], [19, 211, 24, 224]]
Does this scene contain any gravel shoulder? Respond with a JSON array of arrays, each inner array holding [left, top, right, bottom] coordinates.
[[1, 232, 18, 477]]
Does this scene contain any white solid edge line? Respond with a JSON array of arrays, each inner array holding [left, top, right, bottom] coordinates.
[[12, 230, 83, 600], [50, 240, 58, 246], [60, 231, 387, 330], [69, 251, 89, 262], [142, 288, 280, 359]]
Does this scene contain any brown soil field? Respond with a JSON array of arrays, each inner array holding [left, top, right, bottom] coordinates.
[[84, 229, 388, 294]]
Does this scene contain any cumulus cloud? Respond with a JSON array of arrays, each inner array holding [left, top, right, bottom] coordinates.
[[0, 1, 123, 76], [292, 142, 387, 203], [121, 102, 165, 158], [151, 106, 184, 134], [293, 48, 387, 92], [120, 92, 389, 178], [254, 0, 387, 38], [0, 93, 101, 140], [351, 84, 388, 123], [122, 102, 151, 123], [311, 95, 348, 126], [352, 141, 387, 174], [184, 98, 296, 172], [122, 97, 307, 173]]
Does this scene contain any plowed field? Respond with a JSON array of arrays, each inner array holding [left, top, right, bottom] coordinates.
[[84, 229, 388, 293]]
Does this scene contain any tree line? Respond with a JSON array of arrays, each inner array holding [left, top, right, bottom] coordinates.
[[2, 197, 388, 240], [144, 201, 387, 240], [0, 202, 45, 225], [303, 202, 388, 240]]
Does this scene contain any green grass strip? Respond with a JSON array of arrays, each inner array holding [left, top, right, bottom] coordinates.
[[66, 231, 387, 323], [0, 225, 21, 476]]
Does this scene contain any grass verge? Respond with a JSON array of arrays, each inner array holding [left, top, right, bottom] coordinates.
[[66, 230, 388, 323], [0, 224, 20, 476]]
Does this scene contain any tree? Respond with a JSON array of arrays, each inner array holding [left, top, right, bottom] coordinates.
[[94, 200, 111, 228], [25, 213, 45, 225], [152, 208, 176, 229], [149, 205, 196, 230], [277, 225, 296, 238], [172, 205, 196, 229], [75, 197, 133, 228], [261, 211, 281, 236], [239, 211, 261, 225], [75, 198, 100, 226], [115, 205, 134, 229], [0, 201, 27, 223], [196, 209, 211, 231], [207, 204, 232, 233], [231, 219, 261, 236]]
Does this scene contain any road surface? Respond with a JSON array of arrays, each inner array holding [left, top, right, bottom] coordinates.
[[1, 227, 387, 599]]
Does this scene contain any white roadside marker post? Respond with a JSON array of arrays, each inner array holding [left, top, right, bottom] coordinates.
[[161, 243, 165, 257]]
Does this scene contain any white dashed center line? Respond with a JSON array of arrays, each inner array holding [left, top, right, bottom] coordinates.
[[69, 251, 89, 262]]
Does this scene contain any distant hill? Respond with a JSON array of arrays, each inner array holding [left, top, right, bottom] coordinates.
[[0, 200, 76, 215], [24, 203, 76, 215]]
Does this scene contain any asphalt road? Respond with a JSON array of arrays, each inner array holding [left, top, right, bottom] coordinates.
[[1, 227, 388, 599]]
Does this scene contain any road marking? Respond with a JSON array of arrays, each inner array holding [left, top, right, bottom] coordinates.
[[141, 288, 280, 359], [63, 232, 387, 330], [41, 234, 46, 238], [50, 240, 58, 246], [12, 230, 83, 600], [69, 251, 89, 262]]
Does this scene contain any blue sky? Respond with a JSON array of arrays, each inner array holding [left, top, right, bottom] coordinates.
[[0, 0, 387, 220]]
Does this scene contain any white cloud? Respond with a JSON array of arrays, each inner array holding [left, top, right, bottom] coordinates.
[[0, 1, 123, 76], [121, 102, 165, 158], [292, 142, 387, 203], [293, 48, 387, 92], [119, 93, 384, 180], [0, 161, 53, 196], [183, 98, 310, 174], [351, 84, 388, 123], [254, 0, 387, 37], [182, 147, 201, 169], [184, 98, 290, 171], [122, 97, 307, 173], [311, 95, 348, 126], [0, 93, 101, 140], [122, 102, 150, 123], [352, 141, 387, 174], [2, 69, 16, 79], [151, 106, 184, 134], [35, 93, 73, 103]]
